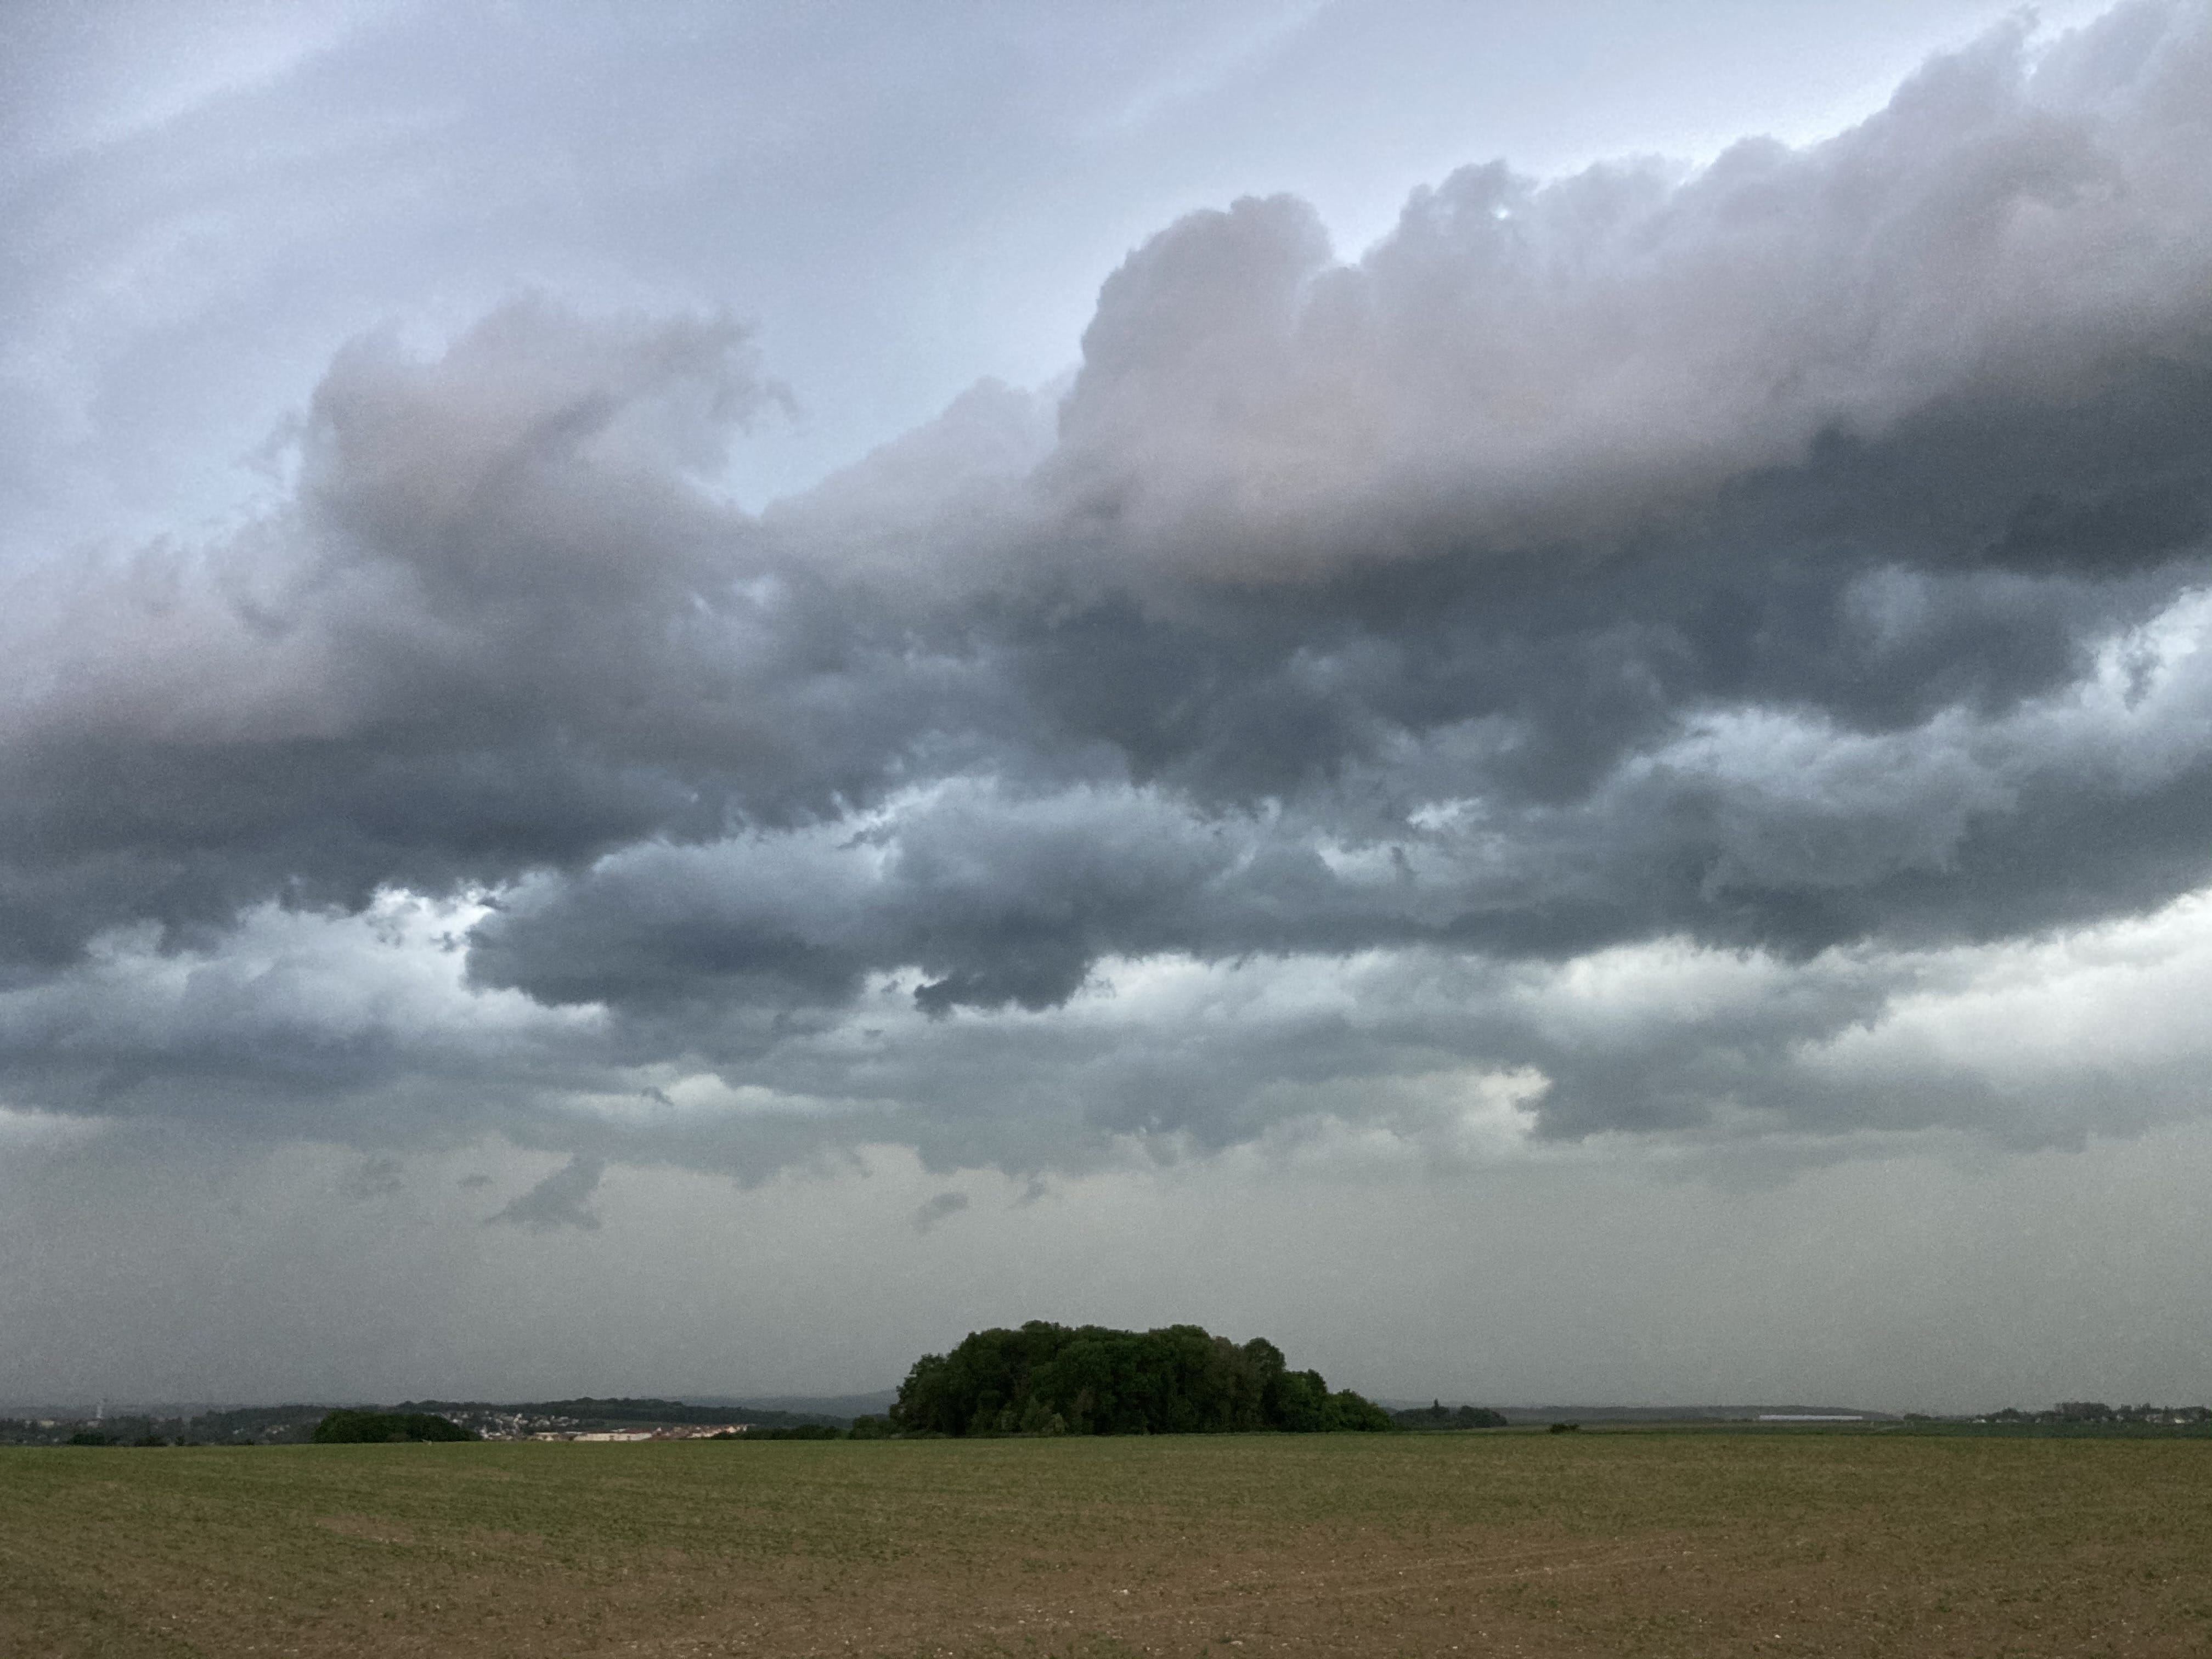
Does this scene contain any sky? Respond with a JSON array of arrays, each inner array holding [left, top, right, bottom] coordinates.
[[4, 0, 2210, 1415]]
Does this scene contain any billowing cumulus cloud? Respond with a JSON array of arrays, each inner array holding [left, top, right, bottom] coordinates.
[[6, 2, 2212, 1188]]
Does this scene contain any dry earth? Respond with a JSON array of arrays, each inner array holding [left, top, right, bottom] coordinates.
[[3, 1430, 2209, 1657]]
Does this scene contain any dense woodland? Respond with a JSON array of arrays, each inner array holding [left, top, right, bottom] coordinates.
[[891, 1322, 1395, 1436]]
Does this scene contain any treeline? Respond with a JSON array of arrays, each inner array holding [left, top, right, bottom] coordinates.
[[35, 1408, 477, 1446], [891, 1322, 1394, 1437], [1390, 1401, 1508, 1431], [1, 1405, 331, 1447], [1980, 1402, 2211, 1426], [312, 1410, 475, 1443]]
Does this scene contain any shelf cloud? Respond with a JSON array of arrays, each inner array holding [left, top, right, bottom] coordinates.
[[7, 2, 2212, 1187]]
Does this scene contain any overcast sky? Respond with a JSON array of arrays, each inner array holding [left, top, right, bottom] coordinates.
[[5, 0, 2210, 1414]]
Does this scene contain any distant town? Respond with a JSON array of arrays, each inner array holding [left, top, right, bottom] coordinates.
[[0, 1396, 858, 1447]]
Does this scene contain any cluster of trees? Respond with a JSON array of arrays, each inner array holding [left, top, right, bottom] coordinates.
[[311, 1410, 476, 1443], [891, 1322, 1395, 1437]]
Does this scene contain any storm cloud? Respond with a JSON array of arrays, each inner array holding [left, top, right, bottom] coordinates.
[[7, 2, 2212, 1186]]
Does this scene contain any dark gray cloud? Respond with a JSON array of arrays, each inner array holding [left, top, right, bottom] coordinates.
[[488, 1155, 606, 1233], [912, 1190, 970, 1233], [339, 1154, 405, 1200], [4, 4, 2212, 1177]]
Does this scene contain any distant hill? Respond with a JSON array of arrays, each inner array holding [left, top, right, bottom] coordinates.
[[685, 1390, 898, 1418]]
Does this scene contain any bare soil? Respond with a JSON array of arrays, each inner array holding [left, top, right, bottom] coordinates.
[[3, 1430, 2208, 1656]]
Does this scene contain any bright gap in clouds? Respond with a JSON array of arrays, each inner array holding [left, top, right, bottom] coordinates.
[[1141, 1, 2121, 272]]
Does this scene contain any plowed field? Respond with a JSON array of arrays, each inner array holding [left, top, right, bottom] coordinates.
[[4, 1430, 2208, 1656]]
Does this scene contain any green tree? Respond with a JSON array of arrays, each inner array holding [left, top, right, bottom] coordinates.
[[312, 1410, 475, 1443], [889, 1322, 1397, 1437]]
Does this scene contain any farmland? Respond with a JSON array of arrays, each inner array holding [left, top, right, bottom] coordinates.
[[4, 1430, 2209, 1657]]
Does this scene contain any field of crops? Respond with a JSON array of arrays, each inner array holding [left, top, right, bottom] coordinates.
[[4, 1429, 2209, 1656]]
